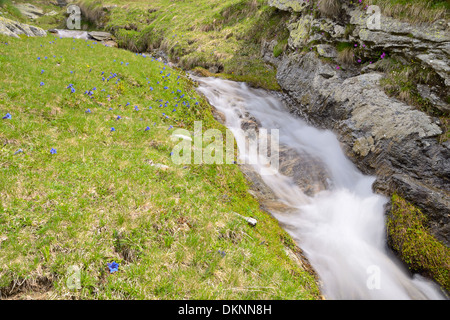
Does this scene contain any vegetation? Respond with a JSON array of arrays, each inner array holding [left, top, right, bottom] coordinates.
[[0, 34, 320, 299], [363, 0, 449, 24], [388, 194, 450, 291], [74, 0, 292, 91]]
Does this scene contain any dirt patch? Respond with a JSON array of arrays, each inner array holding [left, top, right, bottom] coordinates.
[[0, 276, 54, 300]]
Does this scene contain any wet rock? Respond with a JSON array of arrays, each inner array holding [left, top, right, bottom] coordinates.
[[273, 51, 449, 245]]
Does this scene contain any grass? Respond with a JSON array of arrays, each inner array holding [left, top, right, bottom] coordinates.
[[388, 194, 450, 291], [73, 0, 291, 91], [0, 34, 320, 299], [0, 0, 26, 22], [362, 0, 449, 24]]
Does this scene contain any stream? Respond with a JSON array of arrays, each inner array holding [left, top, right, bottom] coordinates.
[[193, 76, 446, 300]]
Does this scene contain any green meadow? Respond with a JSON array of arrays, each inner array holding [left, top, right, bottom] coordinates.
[[0, 34, 320, 299]]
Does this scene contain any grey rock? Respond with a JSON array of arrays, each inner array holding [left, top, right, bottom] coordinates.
[[0, 16, 47, 38], [88, 31, 113, 41], [14, 3, 44, 20], [268, 0, 310, 12], [274, 52, 449, 245], [316, 44, 337, 58]]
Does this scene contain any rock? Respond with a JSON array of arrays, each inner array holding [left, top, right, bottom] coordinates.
[[287, 15, 312, 49], [0, 16, 47, 38], [45, 11, 58, 17], [316, 44, 337, 58], [417, 84, 450, 114], [14, 3, 44, 20], [208, 65, 219, 74], [88, 31, 113, 41], [273, 51, 449, 245], [56, 0, 68, 7], [268, 0, 310, 12]]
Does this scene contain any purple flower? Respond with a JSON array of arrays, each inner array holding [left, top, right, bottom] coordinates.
[[111, 127, 116, 132], [71, 87, 76, 93], [145, 126, 150, 131], [86, 109, 91, 113], [40, 82, 45, 86], [2, 113, 12, 120], [50, 148, 57, 154], [117, 116, 121, 120]]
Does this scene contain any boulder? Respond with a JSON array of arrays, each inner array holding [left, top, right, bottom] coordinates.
[[0, 16, 47, 38], [88, 31, 113, 41], [14, 3, 44, 20]]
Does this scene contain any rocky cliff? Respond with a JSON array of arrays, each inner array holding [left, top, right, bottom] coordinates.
[[262, 0, 449, 247]]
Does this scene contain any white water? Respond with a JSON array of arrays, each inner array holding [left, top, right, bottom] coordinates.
[[52, 29, 89, 39], [194, 76, 446, 300]]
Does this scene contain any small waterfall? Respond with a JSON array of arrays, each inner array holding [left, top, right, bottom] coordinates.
[[193, 76, 446, 300]]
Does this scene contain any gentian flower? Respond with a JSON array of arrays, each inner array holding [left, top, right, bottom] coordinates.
[[145, 126, 150, 131], [40, 82, 45, 86], [50, 148, 57, 154], [107, 261, 119, 273], [2, 113, 12, 119], [111, 127, 116, 132]]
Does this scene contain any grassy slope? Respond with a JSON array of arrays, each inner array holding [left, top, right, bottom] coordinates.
[[0, 34, 320, 299], [76, 0, 291, 91]]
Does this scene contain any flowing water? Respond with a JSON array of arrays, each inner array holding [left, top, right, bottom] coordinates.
[[193, 76, 446, 300]]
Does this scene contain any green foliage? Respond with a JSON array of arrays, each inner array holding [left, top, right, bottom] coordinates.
[[0, 33, 319, 300], [388, 194, 450, 291], [76, 0, 286, 91]]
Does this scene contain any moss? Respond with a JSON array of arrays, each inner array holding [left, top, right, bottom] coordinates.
[[387, 194, 450, 291]]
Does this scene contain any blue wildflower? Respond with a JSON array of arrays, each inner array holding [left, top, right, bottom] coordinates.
[[40, 82, 45, 86], [14, 149, 23, 155], [86, 109, 91, 113], [111, 127, 116, 132], [117, 116, 121, 120], [145, 126, 150, 131], [107, 261, 119, 273], [71, 87, 76, 93], [134, 106, 139, 111], [2, 113, 12, 120], [50, 148, 57, 154]]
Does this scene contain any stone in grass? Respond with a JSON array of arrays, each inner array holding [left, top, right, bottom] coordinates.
[[233, 212, 257, 227]]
